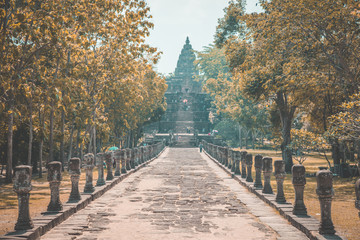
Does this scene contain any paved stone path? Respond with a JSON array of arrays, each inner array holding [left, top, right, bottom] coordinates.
[[41, 148, 309, 240]]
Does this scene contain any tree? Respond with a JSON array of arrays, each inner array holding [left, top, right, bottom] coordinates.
[[0, 0, 166, 181]]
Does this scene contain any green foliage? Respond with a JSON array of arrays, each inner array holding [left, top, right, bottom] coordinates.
[[0, 0, 167, 176], [213, 119, 238, 147]]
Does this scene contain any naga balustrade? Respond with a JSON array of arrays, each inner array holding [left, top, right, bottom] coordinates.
[[201, 140, 350, 236], [10, 142, 165, 231]]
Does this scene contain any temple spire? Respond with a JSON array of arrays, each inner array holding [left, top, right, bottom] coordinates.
[[174, 37, 196, 77]]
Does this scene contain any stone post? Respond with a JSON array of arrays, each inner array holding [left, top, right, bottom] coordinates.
[[119, 150, 127, 174], [96, 153, 106, 186], [83, 153, 95, 193], [234, 151, 241, 175], [292, 164, 307, 215], [224, 147, 228, 166], [274, 160, 286, 203], [262, 157, 273, 194], [134, 148, 139, 167], [254, 155, 263, 189], [231, 150, 236, 172], [114, 150, 121, 176], [241, 151, 247, 179], [216, 146, 220, 162], [125, 149, 132, 170], [104, 152, 114, 181], [68, 158, 81, 201], [355, 178, 360, 218], [143, 147, 148, 162], [245, 154, 253, 182], [47, 161, 63, 212], [140, 147, 145, 164], [227, 149, 233, 169], [150, 145, 154, 159], [316, 170, 335, 235], [13, 165, 33, 230], [219, 147, 223, 164], [130, 149, 135, 169]]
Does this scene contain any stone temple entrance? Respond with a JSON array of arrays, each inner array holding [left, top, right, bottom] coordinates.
[[145, 37, 212, 147]]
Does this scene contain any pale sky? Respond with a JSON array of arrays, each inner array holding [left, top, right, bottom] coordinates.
[[145, 0, 262, 75]]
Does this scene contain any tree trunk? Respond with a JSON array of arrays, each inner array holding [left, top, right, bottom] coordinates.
[[238, 124, 243, 149], [38, 109, 44, 178], [39, 138, 43, 178], [92, 110, 96, 155], [251, 130, 255, 149], [244, 129, 248, 149], [331, 138, 341, 175], [276, 91, 296, 173], [67, 124, 75, 161], [6, 103, 14, 183], [27, 98, 33, 166], [48, 101, 54, 164], [60, 110, 65, 170], [75, 129, 80, 157]]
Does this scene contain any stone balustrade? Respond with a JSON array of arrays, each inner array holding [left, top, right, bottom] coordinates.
[[13, 165, 33, 230], [316, 170, 335, 235], [245, 154, 253, 182], [96, 153, 106, 186], [292, 164, 307, 215], [11, 142, 165, 232], [262, 157, 273, 194], [241, 151, 247, 179], [274, 160, 286, 203], [47, 161, 63, 212], [68, 158, 81, 201], [104, 152, 114, 181], [114, 151, 121, 176], [254, 155, 263, 189], [84, 153, 95, 193], [201, 140, 348, 236]]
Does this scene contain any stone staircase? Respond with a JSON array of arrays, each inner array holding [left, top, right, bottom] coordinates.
[[174, 134, 195, 148]]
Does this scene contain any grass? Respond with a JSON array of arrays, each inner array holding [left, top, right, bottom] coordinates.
[[0, 169, 100, 235], [242, 148, 359, 240]]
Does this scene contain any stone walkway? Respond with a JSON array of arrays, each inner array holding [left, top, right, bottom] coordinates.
[[41, 148, 309, 240]]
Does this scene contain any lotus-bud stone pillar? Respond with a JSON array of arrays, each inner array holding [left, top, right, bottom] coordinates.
[[292, 164, 307, 215], [83, 153, 95, 193], [227, 149, 233, 169], [316, 170, 335, 235], [254, 155, 263, 189], [231, 150, 236, 172], [234, 151, 241, 175], [105, 152, 114, 181], [133, 148, 139, 167], [13, 165, 34, 230], [356, 163, 360, 218], [47, 161, 63, 211], [245, 154, 253, 182], [274, 160, 286, 203], [114, 151, 121, 176], [262, 157, 273, 194], [241, 151, 247, 178], [68, 158, 81, 201], [96, 153, 106, 186], [356, 178, 360, 218]]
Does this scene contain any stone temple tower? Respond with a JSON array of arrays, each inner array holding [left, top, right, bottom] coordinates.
[[149, 37, 211, 134]]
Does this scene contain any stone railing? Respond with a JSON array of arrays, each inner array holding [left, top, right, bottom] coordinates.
[[10, 142, 165, 235], [202, 141, 351, 239]]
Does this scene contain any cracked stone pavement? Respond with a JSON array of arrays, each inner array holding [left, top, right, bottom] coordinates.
[[41, 148, 308, 240]]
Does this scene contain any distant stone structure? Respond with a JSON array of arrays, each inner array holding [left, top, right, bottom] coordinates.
[[145, 37, 211, 135]]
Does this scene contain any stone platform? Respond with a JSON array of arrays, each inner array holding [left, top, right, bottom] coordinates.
[[40, 148, 309, 240]]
